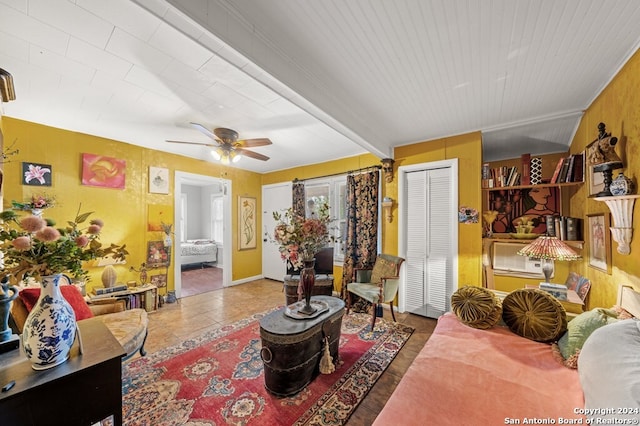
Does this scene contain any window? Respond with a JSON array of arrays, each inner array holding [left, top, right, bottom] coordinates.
[[304, 178, 347, 263], [210, 195, 224, 243]]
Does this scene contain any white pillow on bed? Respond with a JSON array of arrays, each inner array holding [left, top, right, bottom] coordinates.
[[578, 319, 640, 420]]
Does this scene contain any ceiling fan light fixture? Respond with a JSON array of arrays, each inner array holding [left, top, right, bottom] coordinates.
[[211, 149, 221, 161], [231, 151, 242, 163]]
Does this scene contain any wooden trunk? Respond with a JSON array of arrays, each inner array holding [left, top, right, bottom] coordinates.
[[259, 295, 345, 397], [283, 275, 334, 306]]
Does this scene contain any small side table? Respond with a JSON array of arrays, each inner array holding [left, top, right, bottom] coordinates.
[[0, 318, 125, 425]]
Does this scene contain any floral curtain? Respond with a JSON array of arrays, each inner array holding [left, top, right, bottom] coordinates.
[[341, 170, 379, 299], [292, 180, 305, 218]]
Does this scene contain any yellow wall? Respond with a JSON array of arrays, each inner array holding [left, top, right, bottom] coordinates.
[[2, 118, 263, 292], [566, 47, 640, 308]]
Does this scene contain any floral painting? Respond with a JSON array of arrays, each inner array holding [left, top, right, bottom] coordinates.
[[22, 162, 52, 186], [81, 153, 126, 189], [239, 196, 257, 250], [146, 240, 171, 267]]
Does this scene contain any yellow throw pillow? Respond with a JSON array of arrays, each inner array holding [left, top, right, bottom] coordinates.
[[502, 288, 567, 342], [451, 286, 503, 330]]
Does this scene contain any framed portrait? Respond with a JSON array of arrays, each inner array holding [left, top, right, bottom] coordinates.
[[488, 186, 561, 234], [146, 240, 171, 267], [586, 213, 611, 274], [149, 166, 169, 194], [588, 165, 604, 197], [22, 162, 52, 186], [238, 196, 257, 250], [150, 273, 167, 288]]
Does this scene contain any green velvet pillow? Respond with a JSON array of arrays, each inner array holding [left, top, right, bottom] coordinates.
[[451, 286, 503, 329], [369, 257, 398, 284], [502, 288, 567, 342], [557, 308, 619, 367]]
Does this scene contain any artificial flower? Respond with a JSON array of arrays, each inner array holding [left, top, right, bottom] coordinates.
[[273, 202, 333, 270], [0, 206, 128, 283]]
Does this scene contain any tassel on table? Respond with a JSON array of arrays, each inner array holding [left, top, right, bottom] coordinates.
[[319, 336, 335, 374]]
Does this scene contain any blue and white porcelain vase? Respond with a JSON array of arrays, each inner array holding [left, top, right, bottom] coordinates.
[[609, 172, 635, 196], [22, 274, 77, 370]]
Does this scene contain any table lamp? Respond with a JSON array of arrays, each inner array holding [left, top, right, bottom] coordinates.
[[517, 236, 581, 284]]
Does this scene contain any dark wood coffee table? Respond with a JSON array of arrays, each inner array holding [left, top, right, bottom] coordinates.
[[259, 295, 345, 397]]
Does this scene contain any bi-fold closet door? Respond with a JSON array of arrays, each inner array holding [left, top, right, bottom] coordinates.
[[403, 166, 455, 318]]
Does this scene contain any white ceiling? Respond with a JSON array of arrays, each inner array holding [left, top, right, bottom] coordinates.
[[1, 0, 640, 173]]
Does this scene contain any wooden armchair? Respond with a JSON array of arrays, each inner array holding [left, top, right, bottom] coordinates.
[[345, 254, 405, 329]]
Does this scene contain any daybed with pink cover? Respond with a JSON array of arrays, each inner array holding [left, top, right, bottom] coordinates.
[[373, 285, 640, 426]]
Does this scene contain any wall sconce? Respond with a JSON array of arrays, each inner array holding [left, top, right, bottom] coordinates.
[[382, 197, 394, 223], [381, 158, 395, 183]]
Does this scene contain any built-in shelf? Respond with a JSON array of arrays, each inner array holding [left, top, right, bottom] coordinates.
[[482, 181, 583, 191], [594, 195, 640, 255]]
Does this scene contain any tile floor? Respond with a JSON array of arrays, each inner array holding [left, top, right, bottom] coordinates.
[[135, 279, 437, 425]]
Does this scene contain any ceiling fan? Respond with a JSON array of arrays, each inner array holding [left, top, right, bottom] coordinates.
[[166, 123, 271, 164]]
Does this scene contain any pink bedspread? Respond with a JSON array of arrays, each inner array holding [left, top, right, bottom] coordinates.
[[373, 313, 585, 425]]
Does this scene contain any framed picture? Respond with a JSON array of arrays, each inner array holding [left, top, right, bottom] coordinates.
[[146, 240, 171, 267], [586, 213, 611, 273], [239, 196, 257, 250], [488, 187, 561, 234], [150, 273, 167, 288], [588, 165, 604, 197], [81, 153, 126, 189], [149, 166, 169, 194], [22, 162, 52, 186]]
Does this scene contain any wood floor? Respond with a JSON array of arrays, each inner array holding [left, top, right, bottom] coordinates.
[[138, 279, 437, 425]]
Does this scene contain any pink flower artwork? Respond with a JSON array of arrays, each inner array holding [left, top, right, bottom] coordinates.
[[81, 153, 126, 189], [22, 162, 52, 186]]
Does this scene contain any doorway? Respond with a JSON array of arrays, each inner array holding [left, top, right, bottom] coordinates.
[[174, 171, 232, 299], [262, 182, 292, 280]]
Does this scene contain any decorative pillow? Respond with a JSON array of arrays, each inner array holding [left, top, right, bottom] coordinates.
[[578, 319, 640, 419], [369, 257, 398, 284], [502, 288, 567, 342], [556, 308, 619, 368], [19, 285, 94, 321], [451, 286, 502, 329]]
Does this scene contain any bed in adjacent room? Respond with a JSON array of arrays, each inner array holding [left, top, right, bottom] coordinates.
[[180, 239, 217, 268]]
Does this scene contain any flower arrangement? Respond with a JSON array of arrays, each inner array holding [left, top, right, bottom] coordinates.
[[0, 206, 128, 283], [12, 194, 56, 211], [272, 202, 332, 270]]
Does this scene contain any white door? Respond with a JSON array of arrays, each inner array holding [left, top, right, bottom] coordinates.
[[399, 160, 458, 319], [262, 182, 292, 280]]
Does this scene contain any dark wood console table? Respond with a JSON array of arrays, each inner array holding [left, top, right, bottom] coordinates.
[[0, 317, 125, 425]]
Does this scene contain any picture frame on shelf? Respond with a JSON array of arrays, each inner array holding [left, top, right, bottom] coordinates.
[[586, 212, 611, 274], [238, 196, 257, 250], [150, 273, 167, 288], [488, 186, 560, 234], [588, 165, 605, 197]]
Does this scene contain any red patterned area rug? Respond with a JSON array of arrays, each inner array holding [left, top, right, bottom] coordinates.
[[122, 309, 414, 425]]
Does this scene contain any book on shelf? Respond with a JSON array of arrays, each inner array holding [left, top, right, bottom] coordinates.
[[570, 152, 585, 182], [550, 158, 565, 184], [565, 217, 582, 241], [558, 157, 571, 183], [92, 283, 128, 295], [565, 155, 576, 183], [521, 154, 531, 186]]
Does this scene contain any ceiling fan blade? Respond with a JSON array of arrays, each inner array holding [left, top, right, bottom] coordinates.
[[238, 138, 272, 148], [236, 148, 270, 161], [189, 122, 218, 141], [166, 140, 217, 148]]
